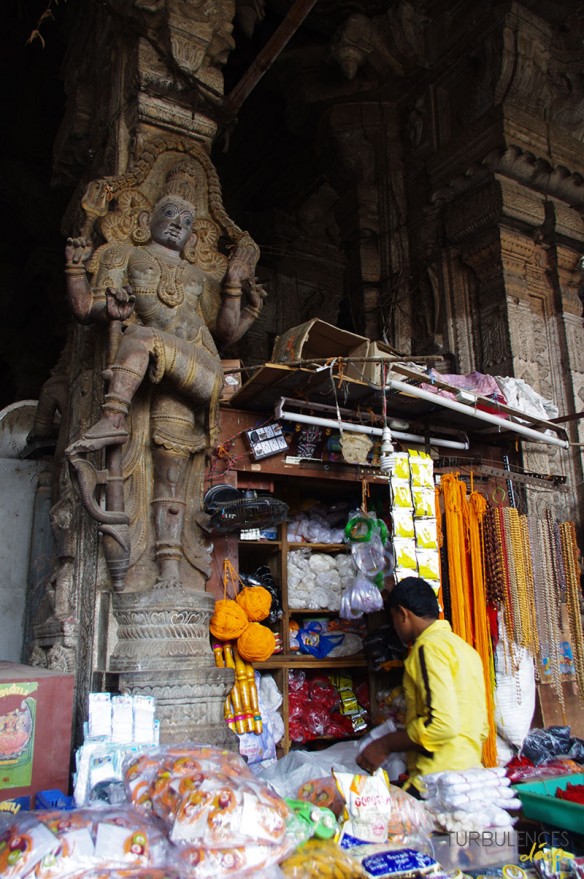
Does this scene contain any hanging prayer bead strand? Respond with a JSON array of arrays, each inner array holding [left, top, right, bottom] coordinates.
[[560, 521, 584, 699]]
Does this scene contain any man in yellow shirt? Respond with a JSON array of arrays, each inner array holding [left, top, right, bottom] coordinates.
[[357, 577, 488, 792]]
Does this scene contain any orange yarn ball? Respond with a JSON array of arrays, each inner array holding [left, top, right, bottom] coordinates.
[[236, 585, 272, 622], [209, 599, 249, 640], [237, 622, 276, 662]]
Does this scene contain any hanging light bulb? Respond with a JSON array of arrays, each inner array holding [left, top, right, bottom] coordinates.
[[380, 425, 395, 474]]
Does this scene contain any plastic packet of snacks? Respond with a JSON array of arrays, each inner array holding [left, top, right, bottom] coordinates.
[[411, 487, 435, 519], [392, 508, 415, 540], [415, 549, 441, 581], [390, 479, 413, 509], [0, 807, 168, 879], [172, 837, 295, 879], [408, 451, 434, 489], [333, 769, 393, 844], [124, 743, 291, 852], [391, 453, 410, 481], [414, 519, 438, 550], [280, 838, 367, 879], [78, 871, 185, 879], [393, 539, 418, 570]]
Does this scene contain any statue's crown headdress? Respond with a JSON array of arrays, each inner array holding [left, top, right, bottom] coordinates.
[[163, 160, 198, 205]]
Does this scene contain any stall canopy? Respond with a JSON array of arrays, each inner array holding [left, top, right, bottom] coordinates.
[[229, 359, 570, 451]]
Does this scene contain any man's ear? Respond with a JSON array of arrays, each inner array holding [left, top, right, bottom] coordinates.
[[392, 605, 408, 627]]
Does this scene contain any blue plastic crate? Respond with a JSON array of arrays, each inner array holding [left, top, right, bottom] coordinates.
[[35, 789, 75, 810]]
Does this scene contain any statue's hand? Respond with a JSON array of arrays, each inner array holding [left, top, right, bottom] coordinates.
[[225, 235, 260, 286], [246, 281, 268, 310], [65, 236, 94, 268], [106, 286, 136, 322]]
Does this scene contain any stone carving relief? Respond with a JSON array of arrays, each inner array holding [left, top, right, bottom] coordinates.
[[548, 8, 584, 142], [330, 0, 430, 81], [63, 136, 265, 594], [235, 0, 266, 38], [53, 0, 237, 185]]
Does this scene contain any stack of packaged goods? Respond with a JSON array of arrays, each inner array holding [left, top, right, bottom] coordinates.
[[288, 670, 369, 744], [391, 452, 440, 592]]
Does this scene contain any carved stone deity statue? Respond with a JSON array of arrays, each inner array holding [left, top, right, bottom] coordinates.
[[64, 145, 265, 593]]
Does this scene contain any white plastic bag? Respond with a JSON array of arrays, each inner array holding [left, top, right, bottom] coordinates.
[[494, 638, 535, 749]]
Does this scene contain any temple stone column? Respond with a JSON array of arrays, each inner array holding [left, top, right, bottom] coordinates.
[[398, 1, 584, 528], [317, 102, 408, 343], [109, 590, 234, 746], [27, 0, 241, 747]]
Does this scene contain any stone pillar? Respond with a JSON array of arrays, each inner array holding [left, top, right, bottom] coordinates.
[[317, 102, 408, 343], [27, 0, 241, 747], [109, 590, 235, 747]]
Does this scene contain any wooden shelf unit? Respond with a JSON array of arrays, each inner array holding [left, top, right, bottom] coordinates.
[[206, 406, 393, 754]]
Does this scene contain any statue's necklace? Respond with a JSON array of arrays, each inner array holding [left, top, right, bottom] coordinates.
[[145, 246, 186, 308]]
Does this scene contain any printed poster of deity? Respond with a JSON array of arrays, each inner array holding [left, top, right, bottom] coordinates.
[[541, 641, 576, 678], [0, 682, 38, 790]]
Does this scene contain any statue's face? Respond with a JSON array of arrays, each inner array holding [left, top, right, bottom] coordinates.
[[150, 196, 195, 251]]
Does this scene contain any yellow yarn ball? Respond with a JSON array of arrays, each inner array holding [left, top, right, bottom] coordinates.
[[210, 599, 249, 640], [236, 585, 272, 622], [237, 622, 276, 662]]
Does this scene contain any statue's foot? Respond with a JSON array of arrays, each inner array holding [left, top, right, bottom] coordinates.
[[66, 418, 129, 456], [154, 576, 182, 591]]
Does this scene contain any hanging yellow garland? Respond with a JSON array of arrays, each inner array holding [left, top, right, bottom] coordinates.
[[468, 491, 497, 767], [440, 473, 473, 644]]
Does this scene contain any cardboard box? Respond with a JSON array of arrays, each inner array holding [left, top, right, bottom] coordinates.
[[270, 319, 399, 386], [271, 319, 369, 365], [344, 340, 398, 386], [221, 359, 242, 402], [0, 662, 75, 809]]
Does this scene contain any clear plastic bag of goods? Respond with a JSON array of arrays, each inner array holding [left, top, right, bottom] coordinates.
[[280, 838, 367, 879], [333, 769, 434, 846], [340, 576, 384, 620], [122, 743, 297, 879], [0, 806, 169, 879]]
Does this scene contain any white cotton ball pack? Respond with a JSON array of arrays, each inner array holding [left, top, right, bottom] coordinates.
[[420, 767, 519, 833], [287, 549, 356, 609], [286, 505, 351, 545]]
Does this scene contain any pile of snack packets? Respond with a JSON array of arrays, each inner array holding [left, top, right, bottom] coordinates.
[[1, 742, 570, 879]]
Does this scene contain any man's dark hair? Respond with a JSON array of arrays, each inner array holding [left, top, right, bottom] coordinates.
[[387, 577, 439, 619]]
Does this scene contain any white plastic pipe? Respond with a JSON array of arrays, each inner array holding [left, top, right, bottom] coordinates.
[[274, 401, 470, 450], [386, 378, 570, 450]]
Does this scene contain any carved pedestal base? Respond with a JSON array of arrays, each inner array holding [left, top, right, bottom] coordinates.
[[109, 589, 236, 748], [30, 618, 79, 673]]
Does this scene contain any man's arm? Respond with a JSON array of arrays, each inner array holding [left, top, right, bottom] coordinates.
[[357, 728, 423, 773], [405, 643, 461, 752]]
